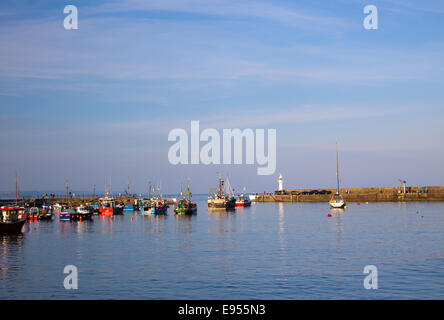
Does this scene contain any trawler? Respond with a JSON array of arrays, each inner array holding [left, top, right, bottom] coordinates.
[[140, 199, 168, 215], [0, 206, 26, 233], [329, 142, 346, 209], [99, 196, 124, 215], [98, 183, 124, 215], [76, 205, 94, 220], [174, 180, 197, 215], [207, 175, 236, 210]]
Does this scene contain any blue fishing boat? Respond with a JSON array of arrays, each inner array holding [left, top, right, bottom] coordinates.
[[124, 204, 135, 212], [140, 199, 168, 215], [89, 203, 100, 214], [59, 208, 78, 221]]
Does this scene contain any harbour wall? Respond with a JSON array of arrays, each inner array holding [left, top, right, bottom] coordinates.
[[0, 197, 177, 207], [253, 186, 444, 202]]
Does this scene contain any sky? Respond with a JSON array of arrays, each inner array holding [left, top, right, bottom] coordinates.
[[0, 0, 443, 195]]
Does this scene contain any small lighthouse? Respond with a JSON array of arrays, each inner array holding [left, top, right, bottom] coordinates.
[[278, 173, 284, 192]]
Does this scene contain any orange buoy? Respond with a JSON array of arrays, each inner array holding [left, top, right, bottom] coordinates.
[[328, 214, 332, 217]]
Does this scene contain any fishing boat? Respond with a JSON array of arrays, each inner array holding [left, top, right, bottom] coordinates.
[[140, 199, 168, 215], [40, 203, 54, 220], [28, 206, 53, 220], [329, 142, 346, 209], [88, 203, 100, 214], [59, 208, 78, 221], [123, 204, 136, 212], [0, 206, 26, 233], [76, 205, 93, 220], [174, 181, 197, 215], [98, 197, 124, 216], [207, 175, 236, 210], [235, 191, 251, 207], [28, 207, 40, 220]]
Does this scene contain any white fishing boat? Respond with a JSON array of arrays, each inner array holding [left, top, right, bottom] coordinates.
[[329, 142, 346, 209]]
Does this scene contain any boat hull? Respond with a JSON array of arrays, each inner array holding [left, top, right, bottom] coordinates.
[[141, 206, 168, 215], [99, 207, 123, 216], [174, 206, 197, 215], [329, 201, 346, 209], [235, 200, 251, 207], [0, 219, 26, 233], [59, 213, 77, 221], [207, 199, 236, 210]]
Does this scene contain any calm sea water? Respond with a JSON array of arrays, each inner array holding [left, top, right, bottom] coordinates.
[[1, 196, 443, 299]]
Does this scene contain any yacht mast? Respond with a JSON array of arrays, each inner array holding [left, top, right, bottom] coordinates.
[[336, 142, 340, 194]]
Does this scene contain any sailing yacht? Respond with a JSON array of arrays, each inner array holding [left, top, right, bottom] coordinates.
[[329, 142, 346, 209]]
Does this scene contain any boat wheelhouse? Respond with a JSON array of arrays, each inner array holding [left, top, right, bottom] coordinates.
[[98, 197, 124, 216], [235, 193, 252, 207], [0, 206, 26, 233]]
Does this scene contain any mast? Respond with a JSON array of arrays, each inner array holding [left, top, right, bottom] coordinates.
[[93, 184, 96, 199], [65, 179, 69, 200], [187, 179, 191, 202], [218, 175, 224, 197], [15, 171, 18, 205], [336, 142, 340, 194], [148, 180, 152, 199]]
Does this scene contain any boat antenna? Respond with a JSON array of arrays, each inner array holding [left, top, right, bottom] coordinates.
[[336, 142, 340, 194]]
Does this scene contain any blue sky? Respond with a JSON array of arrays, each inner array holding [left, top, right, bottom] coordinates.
[[1, 0, 443, 194]]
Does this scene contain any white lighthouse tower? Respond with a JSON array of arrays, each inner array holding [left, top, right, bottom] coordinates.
[[278, 173, 284, 192]]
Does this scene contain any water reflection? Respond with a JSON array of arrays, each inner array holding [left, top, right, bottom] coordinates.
[[141, 214, 167, 233], [2, 199, 443, 299], [0, 233, 25, 281], [278, 202, 285, 234], [208, 209, 235, 233], [174, 214, 194, 234], [330, 208, 344, 248]]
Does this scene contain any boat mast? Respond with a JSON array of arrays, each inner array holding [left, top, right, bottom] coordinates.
[[65, 179, 69, 200], [15, 171, 18, 205], [336, 142, 340, 194], [218, 173, 224, 197], [187, 179, 191, 202], [148, 180, 152, 199]]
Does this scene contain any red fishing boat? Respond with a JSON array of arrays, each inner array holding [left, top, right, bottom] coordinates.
[[98, 197, 124, 216], [0, 207, 26, 233], [235, 194, 252, 207]]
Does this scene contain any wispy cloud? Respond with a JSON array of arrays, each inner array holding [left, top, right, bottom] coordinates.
[[90, 0, 349, 30]]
